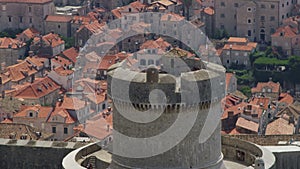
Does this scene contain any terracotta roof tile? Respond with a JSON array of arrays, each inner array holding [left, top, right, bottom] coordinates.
[[83, 113, 112, 140], [265, 118, 294, 135], [279, 93, 294, 105], [17, 28, 40, 40], [47, 107, 76, 124], [228, 37, 248, 43], [53, 66, 74, 76], [52, 56, 72, 67], [33, 33, 64, 48], [225, 73, 234, 91], [0, 73, 11, 84], [58, 96, 86, 111], [251, 81, 281, 93], [0, 0, 52, 3], [0, 37, 25, 49], [203, 7, 214, 15], [6, 60, 38, 82], [1, 118, 12, 123], [161, 12, 185, 21], [78, 21, 105, 34], [223, 44, 256, 51], [61, 47, 78, 64], [236, 117, 259, 133], [98, 55, 119, 70], [14, 105, 52, 118], [14, 77, 60, 99], [249, 97, 270, 110], [45, 15, 72, 22], [272, 25, 298, 38], [222, 102, 246, 119], [71, 15, 97, 26], [140, 37, 171, 51], [86, 93, 106, 104]]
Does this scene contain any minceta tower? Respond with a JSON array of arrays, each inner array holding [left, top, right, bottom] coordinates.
[[107, 48, 226, 169]]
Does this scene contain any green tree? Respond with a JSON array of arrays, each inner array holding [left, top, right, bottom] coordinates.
[[288, 56, 300, 83], [0, 28, 23, 38], [60, 36, 75, 49]]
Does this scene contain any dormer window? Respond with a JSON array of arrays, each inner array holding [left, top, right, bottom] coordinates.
[[267, 88, 272, 92], [29, 112, 33, 117], [129, 8, 132, 12]]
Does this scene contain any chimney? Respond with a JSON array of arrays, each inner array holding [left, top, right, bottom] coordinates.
[[31, 74, 35, 83], [29, 51, 34, 57], [2, 90, 5, 99], [85, 98, 88, 106], [48, 58, 52, 70], [106, 124, 110, 132]]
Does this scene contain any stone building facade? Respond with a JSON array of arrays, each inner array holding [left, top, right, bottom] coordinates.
[[0, 0, 56, 33], [214, 0, 295, 42], [107, 52, 226, 168], [45, 15, 72, 37], [0, 38, 26, 67]]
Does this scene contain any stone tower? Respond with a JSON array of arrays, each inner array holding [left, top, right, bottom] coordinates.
[[107, 50, 225, 169]]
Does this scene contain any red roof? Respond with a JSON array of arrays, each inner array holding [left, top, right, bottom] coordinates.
[[225, 73, 234, 91], [58, 96, 86, 111], [33, 33, 64, 48], [0, 0, 52, 3], [265, 118, 294, 135], [249, 97, 270, 110], [140, 37, 171, 51], [86, 93, 106, 104], [74, 78, 104, 93], [78, 21, 105, 34], [272, 25, 298, 38], [53, 66, 74, 76], [203, 7, 214, 15], [1, 119, 12, 123], [47, 108, 76, 124], [0, 37, 25, 49], [14, 77, 60, 99], [45, 15, 72, 22], [222, 102, 246, 119], [62, 47, 78, 64], [251, 81, 281, 93], [17, 27, 40, 40], [161, 12, 185, 21], [279, 93, 294, 105], [98, 55, 119, 70], [236, 117, 259, 133], [14, 105, 52, 118], [6, 59, 39, 82], [83, 113, 112, 140]]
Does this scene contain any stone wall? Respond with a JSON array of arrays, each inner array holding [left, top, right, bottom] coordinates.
[[222, 135, 262, 166], [228, 134, 300, 146], [0, 139, 78, 169]]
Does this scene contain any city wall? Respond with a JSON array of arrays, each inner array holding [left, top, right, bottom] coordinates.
[[0, 138, 80, 169]]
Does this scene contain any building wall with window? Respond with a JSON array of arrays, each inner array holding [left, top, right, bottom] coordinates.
[[220, 49, 253, 68], [45, 122, 76, 141], [136, 49, 163, 69], [45, 17, 71, 37], [0, 0, 55, 33], [215, 0, 294, 42]]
